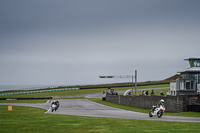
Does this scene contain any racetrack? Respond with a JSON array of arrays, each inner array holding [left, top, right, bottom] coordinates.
[[1, 99, 200, 123]]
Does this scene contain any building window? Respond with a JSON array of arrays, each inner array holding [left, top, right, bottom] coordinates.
[[189, 60, 200, 67], [190, 74, 200, 83], [177, 79, 196, 90], [182, 73, 189, 79], [199, 75, 200, 83], [195, 75, 199, 83]]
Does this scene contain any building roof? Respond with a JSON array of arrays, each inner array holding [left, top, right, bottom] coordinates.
[[178, 67, 200, 73], [184, 56, 200, 60]]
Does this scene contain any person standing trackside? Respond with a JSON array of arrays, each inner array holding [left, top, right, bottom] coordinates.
[[142, 91, 146, 95], [146, 90, 148, 95], [151, 90, 154, 95], [160, 91, 164, 95]]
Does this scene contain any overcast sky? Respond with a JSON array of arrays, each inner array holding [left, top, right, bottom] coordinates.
[[0, 0, 200, 85]]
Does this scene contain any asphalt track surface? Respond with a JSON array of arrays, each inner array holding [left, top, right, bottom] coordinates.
[[1, 99, 200, 123]]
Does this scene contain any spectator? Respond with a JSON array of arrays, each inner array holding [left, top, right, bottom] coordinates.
[[106, 90, 108, 95], [146, 90, 148, 95], [128, 91, 131, 95], [160, 91, 164, 95], [151, 89, 154, 95], [142, 91, 146, 95]]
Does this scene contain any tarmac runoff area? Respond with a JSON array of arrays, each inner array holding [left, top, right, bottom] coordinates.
[[1, 99, 200, 123]]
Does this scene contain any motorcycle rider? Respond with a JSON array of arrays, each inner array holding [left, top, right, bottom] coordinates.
[[55, 100, 59, 110], [153, 99, 164, 112], [51, 100, 57, 107], [157, 99, 164, 107]]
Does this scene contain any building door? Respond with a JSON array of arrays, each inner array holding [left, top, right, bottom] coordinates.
[[186, 81, 190, 90], [191, 80, 194, 89]]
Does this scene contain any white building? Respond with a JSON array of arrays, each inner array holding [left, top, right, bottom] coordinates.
[[169, 57, 200, 95]]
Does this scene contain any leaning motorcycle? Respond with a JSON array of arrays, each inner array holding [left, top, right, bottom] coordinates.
[[149, 104, 165, 118]]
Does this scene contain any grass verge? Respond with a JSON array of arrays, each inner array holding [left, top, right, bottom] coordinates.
[[0, 105, 200, 133]]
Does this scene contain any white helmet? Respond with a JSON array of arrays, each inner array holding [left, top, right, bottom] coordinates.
[[160, 99, 164, 103]]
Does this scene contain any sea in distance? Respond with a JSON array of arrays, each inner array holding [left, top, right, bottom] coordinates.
[[0, 85, 62, 92]]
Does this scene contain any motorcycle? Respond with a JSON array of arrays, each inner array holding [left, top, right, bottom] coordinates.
[[149, 104, 165, 118]]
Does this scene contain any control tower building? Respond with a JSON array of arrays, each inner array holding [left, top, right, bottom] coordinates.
[[169, 57, 200, 95]]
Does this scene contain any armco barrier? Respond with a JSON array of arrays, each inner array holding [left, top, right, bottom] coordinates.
[[0, 88, 80, 96]]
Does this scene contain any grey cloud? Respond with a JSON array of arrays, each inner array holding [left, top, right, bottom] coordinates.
[[0, 0, 200, 85]]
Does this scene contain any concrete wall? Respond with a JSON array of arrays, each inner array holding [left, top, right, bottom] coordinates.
[[106, 94, 199, 112]]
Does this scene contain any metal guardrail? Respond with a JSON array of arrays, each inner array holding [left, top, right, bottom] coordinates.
[[0, 88, 80, 96]]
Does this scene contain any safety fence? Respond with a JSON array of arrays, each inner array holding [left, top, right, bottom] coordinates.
[[0, 88, 80, 96]]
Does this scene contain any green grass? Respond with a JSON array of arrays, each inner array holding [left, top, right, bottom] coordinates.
[[0, 99, 49, 103], [112, 84, 169, 91], [0, 88, 106, 98], [0, 105, 200, 133]]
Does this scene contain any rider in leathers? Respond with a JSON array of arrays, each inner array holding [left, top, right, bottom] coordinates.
[[153, 99, 164, 112]]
